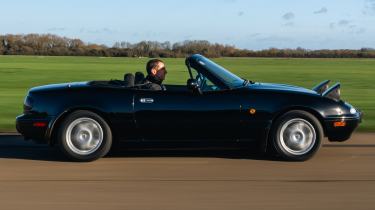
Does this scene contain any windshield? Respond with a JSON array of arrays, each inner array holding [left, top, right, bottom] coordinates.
[[196, 57, 245, 89], [190, 66, 221, 92]]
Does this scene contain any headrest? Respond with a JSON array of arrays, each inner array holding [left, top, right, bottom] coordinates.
[[134, 71, 145, 85], [123, 73, 135, 87]]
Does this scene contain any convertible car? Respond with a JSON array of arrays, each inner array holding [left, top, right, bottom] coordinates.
[[16, 54, 362, 161]]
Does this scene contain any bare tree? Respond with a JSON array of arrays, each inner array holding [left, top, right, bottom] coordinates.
[[1, 33, 375, 58]]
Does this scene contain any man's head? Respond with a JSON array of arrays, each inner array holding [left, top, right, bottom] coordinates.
[[146, 59, 167, 81]]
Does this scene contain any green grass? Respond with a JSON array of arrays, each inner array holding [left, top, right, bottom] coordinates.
[[0, 55, 374, 132]]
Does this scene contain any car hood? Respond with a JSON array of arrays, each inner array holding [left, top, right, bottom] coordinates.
[[29, 82, 89, 93], [248, 82, 318, 95]]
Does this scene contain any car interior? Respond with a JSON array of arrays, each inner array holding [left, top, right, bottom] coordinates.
[[88, 71, 189, 92], [89, 67, 220, 93]]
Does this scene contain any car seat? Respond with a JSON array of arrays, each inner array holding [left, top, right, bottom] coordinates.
[[134, 71, 145, 85], [123, 73, 135, 87]]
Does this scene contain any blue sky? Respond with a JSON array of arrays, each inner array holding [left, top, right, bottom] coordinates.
[[1, 0, 374, 50]]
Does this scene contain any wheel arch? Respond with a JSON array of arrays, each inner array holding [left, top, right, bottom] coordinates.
[[46, 107, 114, 146], [268, 106, 327, 140]]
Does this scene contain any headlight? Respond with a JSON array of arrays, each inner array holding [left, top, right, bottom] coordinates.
[[350, 107, 357, 114]]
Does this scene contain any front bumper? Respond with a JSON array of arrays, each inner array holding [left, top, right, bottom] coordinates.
[[16, 114, 54, 144], [324, 111, 362, 142]]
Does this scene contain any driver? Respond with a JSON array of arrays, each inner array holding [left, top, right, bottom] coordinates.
[[141, 59, 167, 91]]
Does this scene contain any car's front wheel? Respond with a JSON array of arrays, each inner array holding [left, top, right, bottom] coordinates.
[[57, 110, 112, 162], [272, 110, 323, 161]]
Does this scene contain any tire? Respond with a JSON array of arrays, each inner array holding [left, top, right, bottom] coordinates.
[[57, 110, 112, 162], [271, 110, 323, 161]]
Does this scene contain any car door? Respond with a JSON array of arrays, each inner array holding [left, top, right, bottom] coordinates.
[[133, 87, 242, 141]]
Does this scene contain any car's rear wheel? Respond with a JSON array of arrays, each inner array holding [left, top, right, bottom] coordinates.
[[272, 110, 323, 161], [57, 110, 112, 162]]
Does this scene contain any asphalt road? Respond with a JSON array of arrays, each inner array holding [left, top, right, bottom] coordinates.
[[0, 133, 374, 210]]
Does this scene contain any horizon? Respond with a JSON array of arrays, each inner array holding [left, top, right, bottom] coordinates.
[[1, 0, 375, 50]]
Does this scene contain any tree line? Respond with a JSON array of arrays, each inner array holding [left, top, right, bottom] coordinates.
[[1, 34, 375, 58]]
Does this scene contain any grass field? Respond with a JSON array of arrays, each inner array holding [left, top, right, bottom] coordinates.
[[0, 55, 374, 132]]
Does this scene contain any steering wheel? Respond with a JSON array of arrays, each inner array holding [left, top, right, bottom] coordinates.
[[195, 74, 207, 90]]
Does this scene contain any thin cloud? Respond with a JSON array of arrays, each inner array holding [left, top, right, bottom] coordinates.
[[283, 22, 294, 27], [369, 0, 375, 9], [249, 33, 261, 37], [356, 27, 366, 34], [330, 20, 350, 28], [364, 0, 375, 15], [348, 25, 366, 34], [314, 7, 328, 14], [238, 11, 244, 16], [329, 23, 335, 29], [282, 12, 295, 20], [338, 20, 350, 26], [329, 19, 366, 35], [348, 26, 366, 34]]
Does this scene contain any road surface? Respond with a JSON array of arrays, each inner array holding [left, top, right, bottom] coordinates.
[[0, 133, 374, 210]]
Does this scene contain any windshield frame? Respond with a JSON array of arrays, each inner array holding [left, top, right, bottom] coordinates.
[[186, 55, 245, 89]]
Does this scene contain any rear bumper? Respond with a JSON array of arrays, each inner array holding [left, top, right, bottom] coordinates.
[[324, 112, 362, 142], [16, 114, 54, 144]]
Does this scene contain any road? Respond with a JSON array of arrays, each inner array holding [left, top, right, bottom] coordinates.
[[0, 133, 374, 210]]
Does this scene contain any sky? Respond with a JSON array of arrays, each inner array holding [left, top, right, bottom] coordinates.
[[0, 0, 374, 50]]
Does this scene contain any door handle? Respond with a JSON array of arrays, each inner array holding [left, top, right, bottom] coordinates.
[[140, 98, 154, 103]]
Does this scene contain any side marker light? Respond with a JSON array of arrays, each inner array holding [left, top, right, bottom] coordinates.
[[249, 109, 256, 115], [333, 121, 346, 127], [33, 122, 47, 127]]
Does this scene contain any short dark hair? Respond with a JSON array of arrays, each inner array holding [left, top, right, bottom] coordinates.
[[146, 59, 164, 75]]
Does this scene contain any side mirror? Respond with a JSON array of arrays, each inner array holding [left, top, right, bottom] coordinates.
[[187, 79, 202, 94]]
